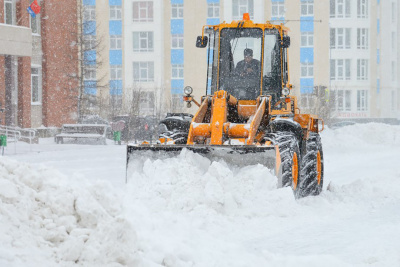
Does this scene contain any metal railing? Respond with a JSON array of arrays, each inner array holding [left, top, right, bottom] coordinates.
[[0, 125, 36, 154]]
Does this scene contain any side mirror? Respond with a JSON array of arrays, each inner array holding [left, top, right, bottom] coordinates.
[[280, 36, 290, 48], [196, 36, 208, 48]]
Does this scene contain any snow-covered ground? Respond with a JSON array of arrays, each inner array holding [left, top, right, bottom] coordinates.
[[1, 123, 400, 266]]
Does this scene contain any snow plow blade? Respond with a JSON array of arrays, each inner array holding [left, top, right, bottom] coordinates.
[[126, 144, 277, 182]]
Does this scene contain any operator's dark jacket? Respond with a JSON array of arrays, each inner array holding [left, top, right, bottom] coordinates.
[[235, 59, 261, 77]]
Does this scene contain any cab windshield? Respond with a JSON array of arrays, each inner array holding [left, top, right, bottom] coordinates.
[[218, 28, 263, 100]]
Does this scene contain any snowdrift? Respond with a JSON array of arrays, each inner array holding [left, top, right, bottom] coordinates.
[[0, 158, 140, 266]]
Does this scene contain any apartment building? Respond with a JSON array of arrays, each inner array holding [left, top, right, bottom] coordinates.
[[0, 0, 78, 128], [374, 0, 399, 118], [113, 0, 399, 120], [123, 0, 164, 115]]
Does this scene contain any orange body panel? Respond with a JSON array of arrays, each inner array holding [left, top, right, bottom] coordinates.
[[192, 123, 211, 138], [237, 100, 257, 118], [224, 123, 249, 138], [246, 97, 267, 145], [210, 91, 228, 145], [294, 114, 320, 134], [187, 98, 210, 144]]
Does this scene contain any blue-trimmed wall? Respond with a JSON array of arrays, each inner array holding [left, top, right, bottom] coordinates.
[[171, 50, 184, 64], [109, 1, 122, 96], [300, 78, 314, 94], [377, 79, 380, 94], [207, 18, 220, 25], [109, 0, 121, 5], [110, 80, 123, 95], [83, 0, 97, 95], [171, 80, 184, 94], [84, 81, 97, 95], [83, 0, 95, 5], [84, 51, 97, 64], [171, 1, 184, 96], [299, 5, 314, 94]]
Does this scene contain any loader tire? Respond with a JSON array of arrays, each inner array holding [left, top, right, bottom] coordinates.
[[158, 123, 188, 144], [298, 133, 324, 197], [265, 131, 301, 195]]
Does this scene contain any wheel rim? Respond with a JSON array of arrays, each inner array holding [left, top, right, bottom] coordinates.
[[292, 152, 298, 189], [317, 151, 322, 185]]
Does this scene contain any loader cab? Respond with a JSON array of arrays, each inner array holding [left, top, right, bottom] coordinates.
[[204, 22, 290, 105]]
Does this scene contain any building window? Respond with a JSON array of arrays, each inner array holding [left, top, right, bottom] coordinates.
[[140, 91, 155, 111], [330, 0, 351, 18], [392, 32, 396, 51], [392, 61, 396, 81], [133, 1, 153, 22], [133, 62, 154, 82], [172, 64, 184, 79], [84, 35, 97, 50], [357, 90, 368, 111], [84, 5, 96, 21], [171, 34, 184, 49], [271, 1, 285, 17], [301, 62, 314, 78], [300, 94, 315, 109], [171, 94, 184, 110], [391, 91, 396, 111], [357, 59, 368, 80], [233, 0, 254, 20], [84, 65, 96, 80], [357, 0, 368, 18], [330, 59, 351, 80], [337, 90, 351, 111], [110, 65, 122, 80], [4, 0, 14, 25], [110, 35, 122, 50], [330, 28, 351, 49], [357, 28, 369, 49], [392, 2, 396, 23], [301, 32, 314, 47], [110, 95, 123, 108], [31, 67, 41, 103], [110, 5, 122, 20], [208, 3, 220, 18], [133, 32, 154, 52], [171, 3, 184, 19], [301, 0, 314, 16]]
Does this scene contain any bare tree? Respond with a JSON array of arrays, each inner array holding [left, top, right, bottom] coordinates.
[[64, 0, 109, 123], [151, 86, 166, 121], [169, 94, 185, 113], [300, 85, 337, 125]]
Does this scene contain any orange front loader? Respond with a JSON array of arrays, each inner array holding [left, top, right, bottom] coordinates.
[[127, 14, 324, 198]]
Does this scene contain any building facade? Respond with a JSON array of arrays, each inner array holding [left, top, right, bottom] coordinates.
[[123, 0, 165, 115], [0, 0, 78, 128], [2, 0, 398, 130], [153, 0, 398, 119], [79, 0, 124, 119]]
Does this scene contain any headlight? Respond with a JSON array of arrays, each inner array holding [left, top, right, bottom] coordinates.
[[282, 87, 290, 96], [184, 86, 193, 95]]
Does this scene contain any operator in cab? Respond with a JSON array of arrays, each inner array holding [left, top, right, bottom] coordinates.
[[235, 48, 261, 78]]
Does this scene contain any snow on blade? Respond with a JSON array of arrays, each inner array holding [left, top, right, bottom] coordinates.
[[127, 148, 285, 216]]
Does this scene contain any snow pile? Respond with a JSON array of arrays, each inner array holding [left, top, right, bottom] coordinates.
[[1, 123, 400, 266], [0, 158, 139, 266], [323, 123, 400, 148], [127, 149, 296, 217]]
